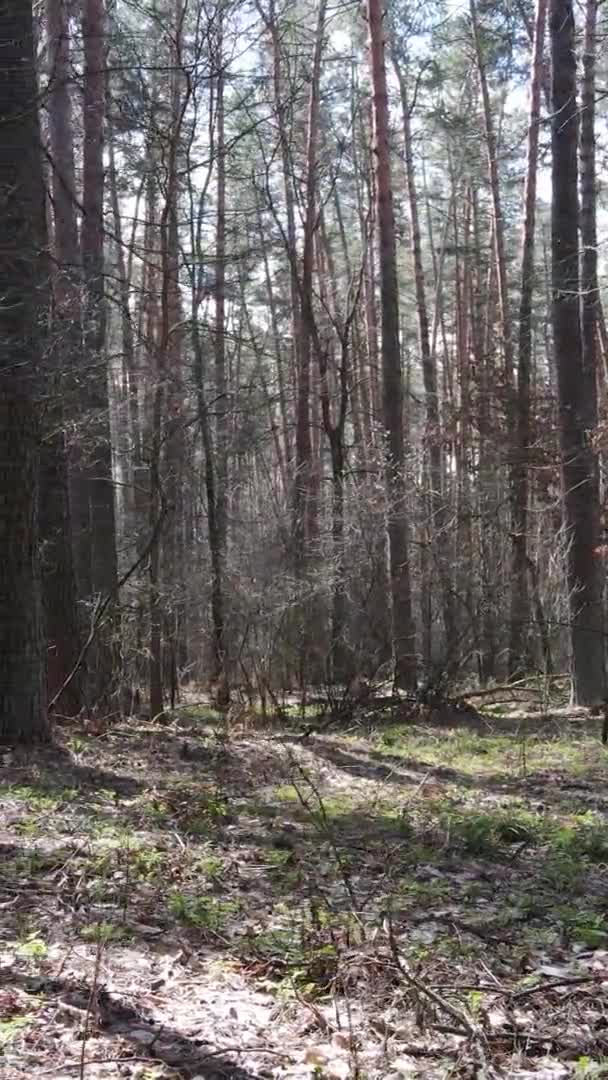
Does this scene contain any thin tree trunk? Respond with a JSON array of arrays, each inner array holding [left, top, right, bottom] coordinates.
[[81, 0, 119, 701], [551, 0, 605, 704], [255, 195, 291, 483], [366, 0, 416, 689], [258, 0, 301, 506], [393, 50, 455, 662], [509, 0, 547, 673], [149, 0, 187, 718], [107, 117, 139, 536], [44, 0, 82, 714], [470, 0, 514, 391], [294, 0, 326, 562], [211, 6, 229, 705]]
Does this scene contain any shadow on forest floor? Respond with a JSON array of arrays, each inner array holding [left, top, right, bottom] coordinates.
[[1, 710, 608, 1078], [276, 731, 608, 814], [8, 969, 262, 1079]]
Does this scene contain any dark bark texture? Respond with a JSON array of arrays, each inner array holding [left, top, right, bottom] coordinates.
[[0, 0, 50, 741], [551, 0, 605, 704]]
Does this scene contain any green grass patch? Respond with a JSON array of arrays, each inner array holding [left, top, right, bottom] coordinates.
[[174, 704, 224, 723], [273, 783, 300, 802], [0, 782, 75, 813], [0, 1016, 32, 1049], [553, 816, 608, 863], [15, 933, 49, 960], [80, 921, 132, 944], [168, 891, 239, 930], [374, 724, 599, 779]]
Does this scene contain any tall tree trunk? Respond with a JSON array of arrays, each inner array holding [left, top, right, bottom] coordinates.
[[149, 0, 187, 718], [551, 0, 605, 704], [509, 0, 547, 673], [210, 5, 229, 705], [258, 0, 300, 482], [47, 0, 79, 275], [143, 164, 163, 719], [255, 194, 291, 487], [579, 0, 605, 688], [81, 0, 119, 701], [107, 115, 139, 567], [470, 0, 514, 391], [294, 0, 326, 563], [162, 53, 187, 711], [366, 0, 416, 689], [393, 50, 455, 664], [0, 0, 49, 742], [316, 219, 361, 686], [44, 0, 82, 714]]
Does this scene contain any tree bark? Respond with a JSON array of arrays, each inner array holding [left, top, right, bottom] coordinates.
[[44, 0, 82, 714], [393, 50, 455, 663], [470, 0, 514, 391], [509, 0, 547, 674], [294, 0, 326, 563], [551, 0, 605, 704], [257, 0, 300, 487], [366, 0, 416, 689], [81, 0, 119, 701], [210, 5, 230, 705], [0, 0, 50, 742]]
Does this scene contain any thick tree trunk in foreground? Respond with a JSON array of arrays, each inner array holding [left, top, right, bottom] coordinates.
[[366, 0, 416, 689], [0, 0, 49, 742], [551, 0, 605, 704]]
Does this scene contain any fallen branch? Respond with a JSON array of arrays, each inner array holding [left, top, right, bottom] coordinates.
[[512, 974, 602, 999], [463, 685, 542, 700], [37, 1045, 290, 1076], [79, 938, 103, 1080], [384, 913, 477, 1037]]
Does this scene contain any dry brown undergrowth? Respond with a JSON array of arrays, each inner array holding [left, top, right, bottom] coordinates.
[[0, 709, 607, 1079]]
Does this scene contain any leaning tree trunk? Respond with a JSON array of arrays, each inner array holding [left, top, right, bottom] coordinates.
[[0, 0, 50, 742], [366, 0, 416, 689], [551, 0, 605, 704], [509, 0, 547, 674]]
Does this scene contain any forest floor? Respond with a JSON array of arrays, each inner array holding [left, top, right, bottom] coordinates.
[[1, 702, 608, 1079]]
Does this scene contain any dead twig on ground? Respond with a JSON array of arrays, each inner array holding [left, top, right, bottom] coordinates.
[[79, 937, 104, 1080], [288, 756, 360, 915], [384, 913, 478, 1038]]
